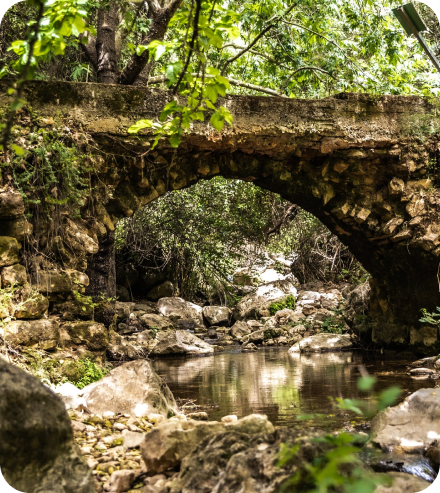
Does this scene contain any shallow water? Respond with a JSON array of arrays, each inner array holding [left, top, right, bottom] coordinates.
[[152, 348, 435, 429]]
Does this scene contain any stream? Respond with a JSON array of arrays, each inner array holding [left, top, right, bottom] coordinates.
[[152, 348, 434, 429], [153, 348, 438, 482]]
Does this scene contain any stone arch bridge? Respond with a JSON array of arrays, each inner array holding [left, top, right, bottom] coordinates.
[[2, 81, 440, 351]]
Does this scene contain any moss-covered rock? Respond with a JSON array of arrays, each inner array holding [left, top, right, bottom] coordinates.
[[62, 321, 109, 351], [0, 358, 95, 493], [14, 292, 49, 319], [52, 299, 94, 320], [0, 236, 19, 267], [1, 263, 27, 286], [1, 319, 60, 350]]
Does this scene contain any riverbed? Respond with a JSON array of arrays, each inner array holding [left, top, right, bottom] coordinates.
[[152, 348, 435, 429]]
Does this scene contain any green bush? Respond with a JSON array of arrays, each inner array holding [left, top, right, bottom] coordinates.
[[269, 295, 296, 316], [63, 358, 111, 389]]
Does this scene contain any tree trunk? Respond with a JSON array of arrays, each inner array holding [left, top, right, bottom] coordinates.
[[119, 1, 183, 85], [96, 6, 119, 84]]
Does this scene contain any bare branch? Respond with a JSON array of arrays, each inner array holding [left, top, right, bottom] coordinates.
[[280, 65, 334, 92], [221, 2, 298, 75], [147, 73, 287, 97], [173, 0, 202, 93]]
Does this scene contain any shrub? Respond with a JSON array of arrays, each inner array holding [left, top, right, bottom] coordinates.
[[269, 295, 296, 316]]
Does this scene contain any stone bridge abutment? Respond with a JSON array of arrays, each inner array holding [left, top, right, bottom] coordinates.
[[2, 81, 440, 352]]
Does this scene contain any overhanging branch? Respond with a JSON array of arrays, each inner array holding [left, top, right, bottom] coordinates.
[[147, 73, 287, 97]]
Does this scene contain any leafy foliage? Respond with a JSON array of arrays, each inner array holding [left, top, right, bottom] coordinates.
[[269, 295, 296, 316], [419, 306, 440, 325], [2, 0, 440, 149], [64, 358, 111, 389], [115, 177, 290, 301]]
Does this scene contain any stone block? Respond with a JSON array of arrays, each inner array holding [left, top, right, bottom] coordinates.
[[1, 263, 27, 286], [0, 190, 25, 217], [14, 292, 49, 319], [62, 321, 109, 351], [1, 319, 59, 350], [0, 237, 19, 267]]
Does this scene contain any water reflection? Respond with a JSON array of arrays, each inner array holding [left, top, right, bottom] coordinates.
[[152, 349, 434, 428]]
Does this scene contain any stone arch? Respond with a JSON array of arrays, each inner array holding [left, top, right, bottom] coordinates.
[[3, 80, 440, 351]]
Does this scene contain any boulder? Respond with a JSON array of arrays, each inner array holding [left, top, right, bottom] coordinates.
[[54, 382, 87, 411], [1, 319, 59, 350], [229, 321, 252, 340], [103, 470, 136, 493], [157, 297, 203, 322], [134, 301, 158, 313], [0, 359, 94, 493], [116, 284, 131, 302], [202, 305, 231, 326], [150, 330, 214, 356], [141, 414, 273, 475], [320, 292, 341, 310], [0, 236, 19, 267], [81, 360, 177, 417], [141, 419, 225, 474], [63, 321, 109, 351], [234, 280, 297, 320], [14, 292, 49, 319], [32, 270, 73, 295], [166, 423, 329, 493], [0, 190, 25, 217], [1, 263, 27, 286], [371, 388, 440, 453], [273, 308, 303, 325], [289, 333, 355, 353], [139, 313, 174, 331], [114, 301, 135, 323], [147, 280, 174, 301]]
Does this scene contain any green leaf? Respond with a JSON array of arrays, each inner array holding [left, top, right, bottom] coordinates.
[[10, 144, 24, 155], [170, 132, 181, 147], [127, 119, 153, 134], [378, 386, 401, 410], [357, 375, 376, 392], [210, 111, 224, 131], [205, 84, 218, 104]]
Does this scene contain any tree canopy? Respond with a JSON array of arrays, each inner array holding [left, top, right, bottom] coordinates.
[[1, 0, 439, 147]]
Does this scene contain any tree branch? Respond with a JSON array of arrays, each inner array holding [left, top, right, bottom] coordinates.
[[281, 20, 360, 69], [147, 73, 287, 97], [267, 204, 298, 236], [280, 65, 334, 92], [172, 0, 202, 94], [145, 0, 160, 15], [119, 0, 183, 85], [221, 2, 298, 75]]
